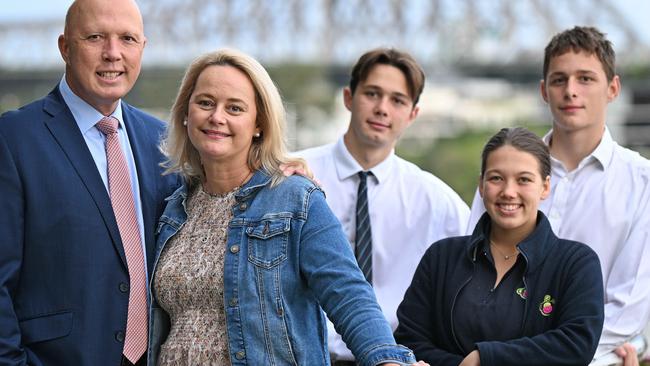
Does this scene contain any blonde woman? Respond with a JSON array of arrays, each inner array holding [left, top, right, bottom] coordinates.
[[148, 49, 423, 366]]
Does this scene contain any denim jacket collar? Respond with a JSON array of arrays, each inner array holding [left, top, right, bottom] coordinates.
[[165, 169, 274, 204], [235, 169, 273, 201], [165, 182, 187, 202]]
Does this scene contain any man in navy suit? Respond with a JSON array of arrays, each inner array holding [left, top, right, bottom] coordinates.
[[0, 0, 178, 364]]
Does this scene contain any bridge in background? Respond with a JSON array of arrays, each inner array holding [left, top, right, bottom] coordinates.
[[1, 0, 649, 69]]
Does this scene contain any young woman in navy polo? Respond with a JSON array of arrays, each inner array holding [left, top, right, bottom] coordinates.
[[395, 127, 604, 366]]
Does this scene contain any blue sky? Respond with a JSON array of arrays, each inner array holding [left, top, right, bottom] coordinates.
[[3, 0, 650, 43], [1, 1, 72, 21], [2, 0, 650, 68], [1, 0, 649, 25]]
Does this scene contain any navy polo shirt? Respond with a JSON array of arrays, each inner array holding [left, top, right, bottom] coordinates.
[[453, 240, 527, 354]]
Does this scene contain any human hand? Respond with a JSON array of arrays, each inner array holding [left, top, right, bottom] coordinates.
[[459, 350, 481, 366], [280, 160, 320, 186], [614, 343, 639, 366]]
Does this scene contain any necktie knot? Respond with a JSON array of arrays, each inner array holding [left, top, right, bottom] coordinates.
[[358, 170, 372, 183], [96, 116, 119, 136]]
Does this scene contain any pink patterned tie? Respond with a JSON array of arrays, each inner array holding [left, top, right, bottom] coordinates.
[[96, 116, 148, 363]]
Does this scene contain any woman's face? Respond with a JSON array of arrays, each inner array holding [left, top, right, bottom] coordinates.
[[186, 64, 260, 168], [479, 145, 550, 238]]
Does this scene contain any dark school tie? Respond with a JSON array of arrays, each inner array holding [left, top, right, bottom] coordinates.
[[355, 171, 373, 284]]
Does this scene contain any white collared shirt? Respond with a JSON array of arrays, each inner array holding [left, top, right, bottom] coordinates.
[[467, 128, 650, 357], [297, 137, 470, 361]]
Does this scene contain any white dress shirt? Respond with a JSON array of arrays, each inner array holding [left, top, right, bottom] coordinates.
[[467, 128, 650, 358], [297, 137, 470, 361]]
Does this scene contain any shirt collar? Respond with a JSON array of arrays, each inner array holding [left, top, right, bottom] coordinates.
[[591, 127, 615, 169], [469, 211, 557, 274], [58, 75, 125, 133], [332, 136, 395, 184], [543, 127, 614, 171]]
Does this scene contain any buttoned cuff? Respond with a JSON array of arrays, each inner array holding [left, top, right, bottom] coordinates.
[[358, 344, 417, 366]]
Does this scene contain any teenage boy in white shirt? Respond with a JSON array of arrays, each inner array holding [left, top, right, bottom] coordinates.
[[297, 48, 469, 364], [467, 26, 650, 366]]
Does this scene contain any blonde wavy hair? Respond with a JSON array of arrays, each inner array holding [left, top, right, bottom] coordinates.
[[160, 48, 303, 187]]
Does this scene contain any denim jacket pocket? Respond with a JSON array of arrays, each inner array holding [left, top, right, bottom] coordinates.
[[246, 217, 291, 269]]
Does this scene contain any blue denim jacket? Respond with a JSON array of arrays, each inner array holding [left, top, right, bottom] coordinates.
[[148, 170, 416, 366]]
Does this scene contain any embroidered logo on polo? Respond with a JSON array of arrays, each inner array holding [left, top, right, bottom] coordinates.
[[516, 287, 528, 299], [539, 294, 555, 316]]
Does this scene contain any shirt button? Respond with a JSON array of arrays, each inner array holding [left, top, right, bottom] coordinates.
[[239, 203, 247, 211], [119, 282, 129, 293], [115, 331, 125, 343], [235, 351, 246, 360], [229, 297, 238, 307], [230, 245, 240, 254]]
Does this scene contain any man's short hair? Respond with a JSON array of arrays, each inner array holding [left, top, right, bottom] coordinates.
[[349, 48, 425, 106], [543, 26, 616, 82]]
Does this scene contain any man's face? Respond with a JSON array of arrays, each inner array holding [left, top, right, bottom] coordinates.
[[58, 0, 146, 115], [344, 64, 419, 152], [540, 50, 619, 137]]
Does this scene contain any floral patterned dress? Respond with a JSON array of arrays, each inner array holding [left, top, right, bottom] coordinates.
[[154, 186, 236, 365]]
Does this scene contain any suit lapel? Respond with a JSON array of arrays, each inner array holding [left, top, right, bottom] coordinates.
[[42, 89, 128, 268], [122, 102, 158, 272]]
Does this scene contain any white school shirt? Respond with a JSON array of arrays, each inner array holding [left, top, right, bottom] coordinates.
[[467, 128, 650, 358], [297, 137, 470, 361]]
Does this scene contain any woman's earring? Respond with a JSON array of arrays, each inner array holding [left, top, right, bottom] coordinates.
[[183, 119, 188, 126], [254, 131, 261, 138]]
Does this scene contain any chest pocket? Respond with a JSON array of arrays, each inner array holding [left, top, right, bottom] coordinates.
[[246, 217, 291, 269]]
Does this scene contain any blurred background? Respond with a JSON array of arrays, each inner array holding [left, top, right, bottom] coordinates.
[[2, 0, 650, 204]]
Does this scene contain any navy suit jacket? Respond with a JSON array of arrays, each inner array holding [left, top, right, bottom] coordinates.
[[0, 86, 179, 365]]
